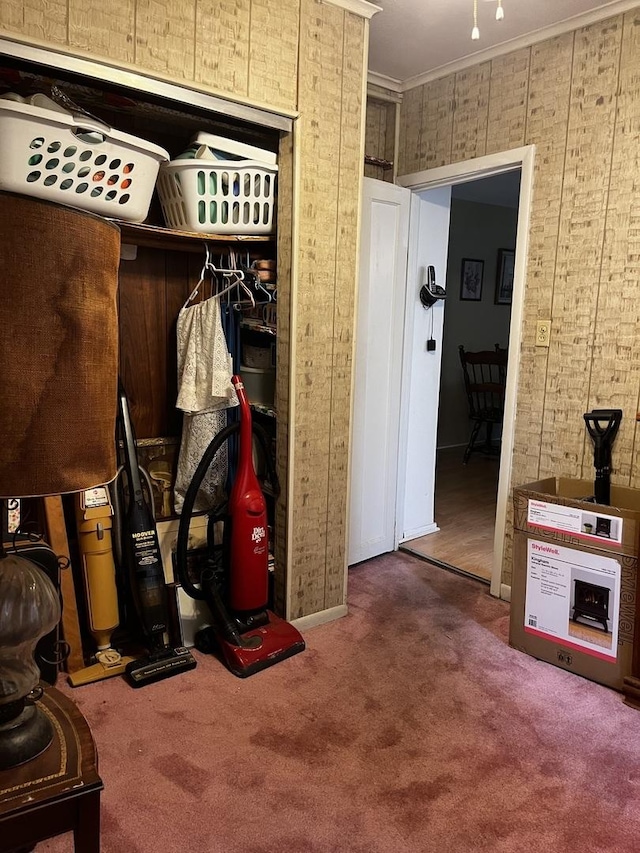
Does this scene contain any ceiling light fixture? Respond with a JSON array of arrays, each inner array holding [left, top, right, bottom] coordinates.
[[472, 0, 505, 39]]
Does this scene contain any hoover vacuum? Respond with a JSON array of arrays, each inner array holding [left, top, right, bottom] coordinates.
[[175, 375, 305, 678], [583, 409, 622, 505], [116, 383, 196, 687]]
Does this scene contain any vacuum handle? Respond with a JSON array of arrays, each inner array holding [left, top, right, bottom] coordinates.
[[118, 382, 144, 504], [231, 375, 253, 461]]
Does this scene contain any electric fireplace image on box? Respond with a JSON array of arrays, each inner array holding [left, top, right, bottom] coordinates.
[[580, 513, 620, 540], [571, 578, 611, 635]]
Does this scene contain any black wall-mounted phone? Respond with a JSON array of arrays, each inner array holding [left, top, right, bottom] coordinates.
[[419, 266, 446, 308]]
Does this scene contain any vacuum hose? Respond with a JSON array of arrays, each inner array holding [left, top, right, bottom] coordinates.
[[175, 420, 278, 603], [176, 423, 237, 602]]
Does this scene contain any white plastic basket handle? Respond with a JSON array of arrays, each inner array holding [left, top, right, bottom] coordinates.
[[70, 115, 112, 143], [49, 85, 112, 142]]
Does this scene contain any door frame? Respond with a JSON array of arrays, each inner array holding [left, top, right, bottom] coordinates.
[[397, 145, 535, 599]]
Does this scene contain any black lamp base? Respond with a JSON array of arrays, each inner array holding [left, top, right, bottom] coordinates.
[[0, 697, 55, 770]]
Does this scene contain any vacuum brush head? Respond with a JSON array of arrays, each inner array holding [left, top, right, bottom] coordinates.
[[125, 646, 196, 688]]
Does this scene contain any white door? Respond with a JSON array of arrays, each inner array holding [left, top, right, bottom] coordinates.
[[348, 178, 411, 566], [397, 187, 452, 542]]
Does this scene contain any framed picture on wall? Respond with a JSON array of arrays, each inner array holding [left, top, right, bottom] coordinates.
[[495, 249, 515, 305], [460, 258, 484, 301]]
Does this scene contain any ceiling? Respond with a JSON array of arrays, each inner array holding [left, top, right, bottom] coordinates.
[[368, 0, 632, 84], [452, 170, 521, 208]]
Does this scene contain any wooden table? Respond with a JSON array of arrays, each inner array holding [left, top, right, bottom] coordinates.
[[0, 687, 103, 852]]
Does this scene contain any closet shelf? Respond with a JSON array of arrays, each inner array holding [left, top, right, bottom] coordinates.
[[251, 403, 276, 418], [240, 319, 277, 336], [114, 221, 274, 252], [364, 154, 393, 170]]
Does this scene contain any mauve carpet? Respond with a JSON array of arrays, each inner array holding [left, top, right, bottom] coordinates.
[[40, 552, 640, 853]]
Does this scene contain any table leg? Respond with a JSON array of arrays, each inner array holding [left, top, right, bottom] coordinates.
[[73, 791, 101, 853]]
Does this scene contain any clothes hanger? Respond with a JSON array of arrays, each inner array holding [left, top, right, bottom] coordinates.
[[235, 250, 272, 304], [182, 253, 212, 308], [206, 244, 245, 278], [183, 245, 247, 307], [211, 250, 253, 308], [213, 270, 247, 302], [235, 277, 256, 308]]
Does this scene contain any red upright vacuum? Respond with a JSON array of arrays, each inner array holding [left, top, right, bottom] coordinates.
[[175, 375, 305, 677]]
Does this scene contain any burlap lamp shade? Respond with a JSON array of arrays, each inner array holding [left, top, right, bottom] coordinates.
[[0, 192, 121, 498]]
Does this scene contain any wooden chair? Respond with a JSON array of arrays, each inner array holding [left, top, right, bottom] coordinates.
[[458, 344, 507, 464]]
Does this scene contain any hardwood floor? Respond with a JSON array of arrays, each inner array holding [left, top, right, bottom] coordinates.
[[402, 446, 499, 583]]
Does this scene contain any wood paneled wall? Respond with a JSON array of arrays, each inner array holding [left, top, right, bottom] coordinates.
[[293, 1, 365, 616], [397, 10, 640, 587], [364, 97, 395, 181], [118, 250, 208, 440], [0, 0, 369, 619]]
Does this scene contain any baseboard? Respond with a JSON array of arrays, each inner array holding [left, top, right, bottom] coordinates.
[[500, 583, 511, 602], [291, 604, 348, 632], [400, 522, 439, 542]]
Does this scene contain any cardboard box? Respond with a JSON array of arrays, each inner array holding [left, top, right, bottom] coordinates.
[[509, 478, 639, 689]]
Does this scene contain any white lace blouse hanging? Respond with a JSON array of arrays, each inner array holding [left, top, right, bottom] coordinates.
[[173, 290, 238, 514]]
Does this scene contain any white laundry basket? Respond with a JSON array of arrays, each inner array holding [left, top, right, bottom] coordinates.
[[157, 160, 277, 234], [240, 366, 275, 407], [0, 100, 169, 222], [192, 131, 277, 165]]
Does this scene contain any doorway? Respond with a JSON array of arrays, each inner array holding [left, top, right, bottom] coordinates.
[[403, 171, 521, 584], [397, 146, 534, 598], [349, 146, 534, 599]]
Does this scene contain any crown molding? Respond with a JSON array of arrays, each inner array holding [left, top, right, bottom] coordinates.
[[367, 83, 403, 104], [367, 70, 403, 93], [395, 0, 640, 92], [321, 0, 382, 20]]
